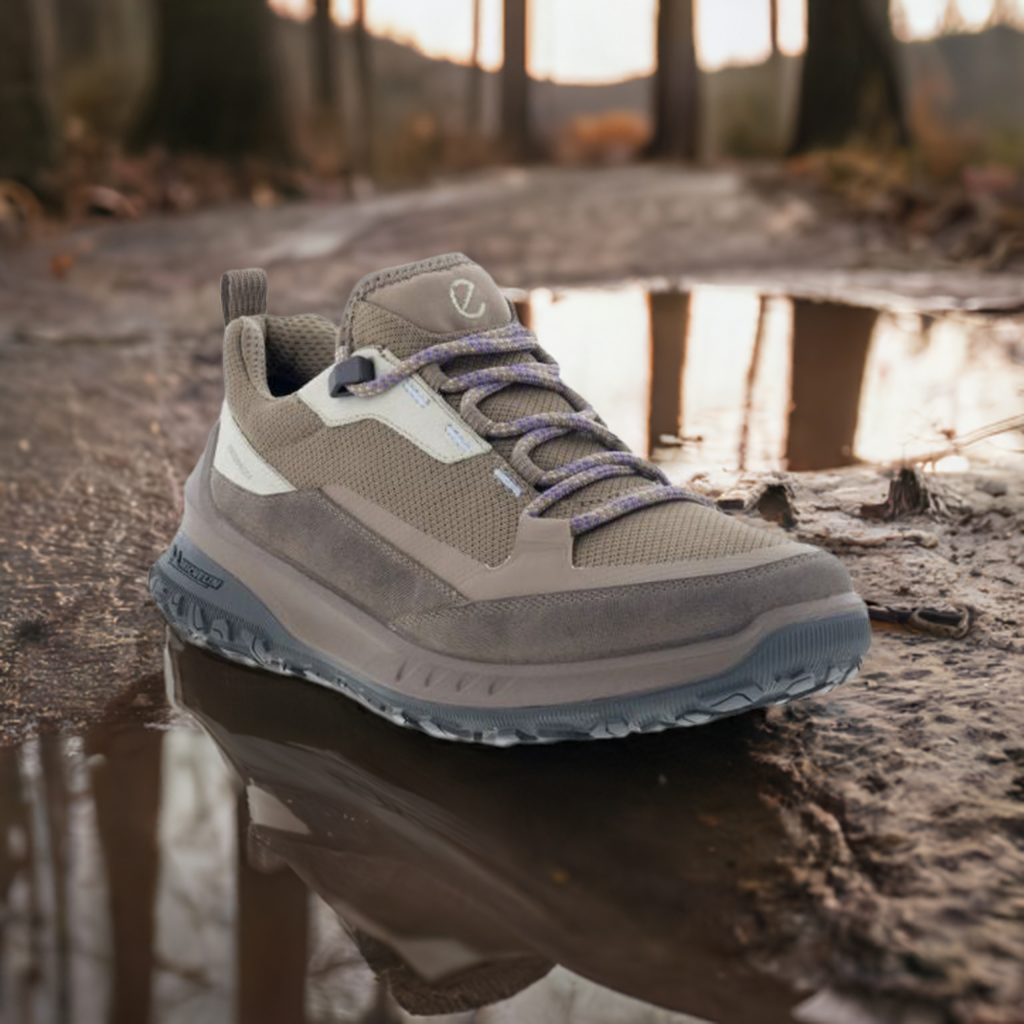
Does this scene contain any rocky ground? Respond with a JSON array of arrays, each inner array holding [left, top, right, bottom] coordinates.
[[1, 165, 1022, 1022], [697, 469, 1024, 1024]]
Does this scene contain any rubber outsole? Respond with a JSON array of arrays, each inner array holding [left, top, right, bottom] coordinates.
[[149, 532, 871, 746]]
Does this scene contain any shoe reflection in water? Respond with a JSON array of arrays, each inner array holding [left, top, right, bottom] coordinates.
[[167, 633, 804, 1024]]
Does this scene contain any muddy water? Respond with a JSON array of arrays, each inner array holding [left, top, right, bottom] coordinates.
[[526, 285, 1024, 473], [3, 278, 1024, 1023], [0, 634, 822, 1024]]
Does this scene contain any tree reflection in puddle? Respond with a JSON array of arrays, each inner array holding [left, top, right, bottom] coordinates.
[[2, 283, 1021, 1024], [0, 633, 812, 1023], [529, 284, 1024, 474]]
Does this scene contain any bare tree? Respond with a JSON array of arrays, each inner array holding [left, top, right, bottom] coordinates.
[[501, 0, 530, 161], [352, 0, 376, 175], [131, 0, 289, 158], [648, 0, 699, 160], [467, 0, 483, 135], [52, 0, 150, 137], [0, 0, 58, 179], [790, 0, 908, 153], [311, 0, 347, 175], [313, 0, 338, 118]]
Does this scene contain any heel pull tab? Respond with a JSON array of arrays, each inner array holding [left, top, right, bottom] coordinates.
[[221, 269, 268, 325]]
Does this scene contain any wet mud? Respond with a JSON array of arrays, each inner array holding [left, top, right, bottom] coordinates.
[[1, 170, 1023, 1020]]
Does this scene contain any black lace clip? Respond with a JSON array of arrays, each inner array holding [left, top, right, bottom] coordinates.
[[329, 355, 376, 397]]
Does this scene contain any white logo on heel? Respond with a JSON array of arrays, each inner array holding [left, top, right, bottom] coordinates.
[[449, 278, 487, 320]]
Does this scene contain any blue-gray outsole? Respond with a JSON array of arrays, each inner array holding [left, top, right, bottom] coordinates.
[[150, 532, 871, 746]]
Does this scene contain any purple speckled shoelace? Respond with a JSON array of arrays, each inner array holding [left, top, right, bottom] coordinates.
[[346, 325, 712, 535]]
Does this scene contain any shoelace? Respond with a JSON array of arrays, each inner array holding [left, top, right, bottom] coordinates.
[[345, 325, 712, 535]]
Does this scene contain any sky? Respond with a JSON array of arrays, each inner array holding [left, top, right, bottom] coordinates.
[[270, 0, 1024, 83]]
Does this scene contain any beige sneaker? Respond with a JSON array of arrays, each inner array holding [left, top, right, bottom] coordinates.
[[150, 254, 870, 744]]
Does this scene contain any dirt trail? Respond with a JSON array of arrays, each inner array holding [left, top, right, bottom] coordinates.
[[1, 167, 1022, 1021]]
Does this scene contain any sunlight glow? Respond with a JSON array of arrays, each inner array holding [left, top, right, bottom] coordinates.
[[269, 0, 1024, 84], [777, 0, 808, 56], [853, 314, 1024, 467], [363, 0, 504, 70], [893, 0, 946, 38], [530, 0, 656, 83], [695, 0, 772, 71], [893, 0, 1024, 38], [683, 287, 764, 470], [956, 0, 997, 25], [529, 287, 651, 455]]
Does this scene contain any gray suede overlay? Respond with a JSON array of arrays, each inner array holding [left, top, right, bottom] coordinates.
[[392, 549, 854, 663], [188, 422, 856, 664], [210, 474, 465, 624], [187, 425, 464, 626]]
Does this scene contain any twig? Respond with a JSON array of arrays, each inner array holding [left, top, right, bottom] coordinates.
[[891, 413, 1024, 468]]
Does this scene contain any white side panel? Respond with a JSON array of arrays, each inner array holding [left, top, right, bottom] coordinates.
[[297, 348, 491, 464], [213, 403, 294, 495]]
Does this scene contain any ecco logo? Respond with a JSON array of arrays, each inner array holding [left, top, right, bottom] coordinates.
[[449, 278, 487, 320]]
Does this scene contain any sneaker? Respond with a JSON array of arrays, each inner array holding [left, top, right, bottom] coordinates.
[[150, 254, 871, 744]]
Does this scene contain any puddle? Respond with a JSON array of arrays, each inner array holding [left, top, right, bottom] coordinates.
[[4, 279, 1022, 1022], [0, 634, 811, 1024], [525, 285, 1024, 473]]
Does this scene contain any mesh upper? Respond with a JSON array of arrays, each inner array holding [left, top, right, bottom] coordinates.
[[347, 301, 788, 566], [265, 314, 337, 383], [224, 317, 526, 566], [223, 269, 789, 571], [574, 500, 781, 566], [267, 420, 525, 565]]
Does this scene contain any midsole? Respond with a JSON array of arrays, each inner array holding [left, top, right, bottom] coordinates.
[[179, 498, 867, 710]]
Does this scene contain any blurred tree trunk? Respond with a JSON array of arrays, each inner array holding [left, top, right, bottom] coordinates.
[[53, 0, 98, 69], [313, 0, 337, 115], [53, 0, 151, 138], [648, 0, 699, 160], [769, 0, 779, 54], [353, 0, 376, 175], [501, 0, 530, 161], [311, 0, 347, 175], [467, 0, 483, 135], [131, 0, 289, 159], [0, 0, 59, 180], [790, 0, 908, 153]]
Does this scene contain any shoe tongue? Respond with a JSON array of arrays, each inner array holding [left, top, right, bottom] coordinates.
[[340, 253, 651, 518], [340, 253, 512, 353]]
